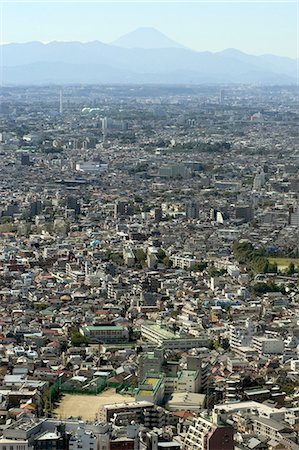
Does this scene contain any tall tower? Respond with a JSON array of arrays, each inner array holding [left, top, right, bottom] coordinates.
[[59, 89, 63, 115], [219, 89, 225, 104], [102, 116, 108, 142]]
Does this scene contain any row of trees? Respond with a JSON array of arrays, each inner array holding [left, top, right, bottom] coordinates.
[[251, 281, 286, 295]]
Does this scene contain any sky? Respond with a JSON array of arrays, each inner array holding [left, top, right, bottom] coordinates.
[[0, 0, 298, 58]]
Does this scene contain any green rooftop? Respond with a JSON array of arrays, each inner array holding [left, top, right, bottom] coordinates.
[[143, 323, 178, 339]]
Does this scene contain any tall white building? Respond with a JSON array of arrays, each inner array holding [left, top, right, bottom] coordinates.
[[229, 319, 256, 350], [253, 169, 265, 191]]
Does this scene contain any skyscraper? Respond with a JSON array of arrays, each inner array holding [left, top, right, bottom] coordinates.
[[253, 169, 265, 191], [154, 207, 163, 223], [185, 201, 199, 220], [219, 89, 225, 104]]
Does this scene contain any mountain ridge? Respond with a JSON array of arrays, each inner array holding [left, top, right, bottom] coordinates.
[[0, 29, 297, 85]]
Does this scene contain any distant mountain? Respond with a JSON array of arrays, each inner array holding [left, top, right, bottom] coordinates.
[[218, 48, 296, 79], [0, 30, 297, 85], [111, 27, 184, 49]]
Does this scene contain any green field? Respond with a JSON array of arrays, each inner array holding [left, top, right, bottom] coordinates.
[[268, 257, 299, 269]]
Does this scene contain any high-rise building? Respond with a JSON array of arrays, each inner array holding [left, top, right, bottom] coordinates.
[[138, 349, 164, 381], [184, 414, 234, 450], [102, 116, 108, 131], [219, 89, 225, 104], [21, 153, 31, 166], [154, 207, 163, 223], [235, 205, 254, 222], [66, 196, 80, 216], [253, 169, 265, 191], [59, 89, 63, 115], [114, 201, 126, 218], [187, 355, 209, 390], [185, 201, 199, 220], [30, 200, 43, 218], [289, 206, 299, 227], [114, 201, 133, 218]]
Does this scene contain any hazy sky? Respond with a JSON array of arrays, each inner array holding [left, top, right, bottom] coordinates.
[[1, 0, 298, 58]]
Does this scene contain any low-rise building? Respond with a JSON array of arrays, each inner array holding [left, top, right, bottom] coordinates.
[[80, 326, 129, 344]]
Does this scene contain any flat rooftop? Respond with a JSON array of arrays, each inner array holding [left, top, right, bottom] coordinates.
[[142, 323, 178, 340]]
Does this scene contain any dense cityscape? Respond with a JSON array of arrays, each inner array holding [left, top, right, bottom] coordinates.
[[0, 83, 298, 449]]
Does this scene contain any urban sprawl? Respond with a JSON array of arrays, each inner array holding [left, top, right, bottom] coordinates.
[[0, 84, 298, 450]]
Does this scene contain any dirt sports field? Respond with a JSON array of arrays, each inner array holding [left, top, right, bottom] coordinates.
[[53, 388, 134, 421]]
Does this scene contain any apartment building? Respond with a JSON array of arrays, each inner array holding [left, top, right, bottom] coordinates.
[[252, 336, 284, 355], [252, 417, 296, 443], [184, 415, 234, 450]]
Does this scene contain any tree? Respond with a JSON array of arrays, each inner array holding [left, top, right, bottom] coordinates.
[[163, 257, 173, 268], [211, 339, 221, 351], [43, 388, 51, 416], [233, 241, 277, 274], [287, 262, 295, 275], [278, 383, 295, 396], [156, 249, 166, 261], [252, 281, 285, 296], [134, 249, 146, 265], [109, 252, 124, 266], [128, 326, 137, 342], [172, 323, 180, 333], [194, 261, 208, 272], [71, 329, 87, 347], [0, 216, 13, 224], [208, 264, 225, 277], [221, 338, 230, 350]]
